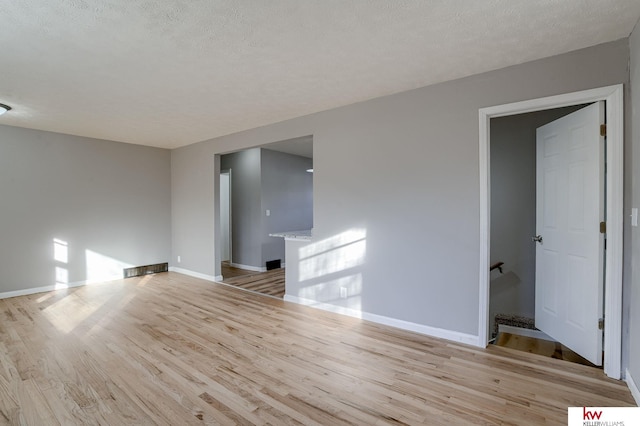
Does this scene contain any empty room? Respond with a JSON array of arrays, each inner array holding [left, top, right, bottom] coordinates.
[[1, 1, 640, 424]]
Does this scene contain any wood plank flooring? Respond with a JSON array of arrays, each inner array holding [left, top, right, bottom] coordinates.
[[495, 332, 596, 367], [0, 272, 635, 425], [220, 262, 255, 279], [221, 263, 285, 298]]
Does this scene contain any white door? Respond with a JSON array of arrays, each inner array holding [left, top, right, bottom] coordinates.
[[535, 102, 604, 366]]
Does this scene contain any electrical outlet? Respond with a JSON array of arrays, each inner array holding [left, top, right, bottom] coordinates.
[[266, 209, 271, 217], [340, 287, 348, 299], [632, 208, 638, 227], [177, 255, 181, 263]]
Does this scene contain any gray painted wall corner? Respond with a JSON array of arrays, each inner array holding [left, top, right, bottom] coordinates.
[[0, 126, 171, 293]]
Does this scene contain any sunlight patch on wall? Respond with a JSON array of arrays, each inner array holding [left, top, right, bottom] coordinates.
[[86, 249, 132, 283], [53, 238, 68, 263], [53, 238, 69, 289], [299, 272, 363, 314], [55, 267, 68, 285], [298, 228, 366, 282]]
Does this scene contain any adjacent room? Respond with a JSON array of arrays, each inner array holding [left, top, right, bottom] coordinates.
[[219, 136, 313, 298], [1, 1, 640, 424]]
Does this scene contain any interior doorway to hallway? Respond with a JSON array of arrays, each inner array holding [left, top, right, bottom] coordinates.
[[488, 103, 603, 368], [478, 85, 624, 379]]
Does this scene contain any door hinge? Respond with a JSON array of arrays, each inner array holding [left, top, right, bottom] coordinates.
[[600, 221, 606, 233], [598, 318, 604, 330], [600, 124, 607, 137]]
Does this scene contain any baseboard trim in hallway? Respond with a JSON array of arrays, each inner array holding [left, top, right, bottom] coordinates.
[[169, 266, 222, 282]]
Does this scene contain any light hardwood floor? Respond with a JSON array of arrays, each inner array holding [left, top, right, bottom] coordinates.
[[221, 263, 285, 298], [495, 332, 596, 367], [0, 272, 635, 425], [220, 262, 255, 279]]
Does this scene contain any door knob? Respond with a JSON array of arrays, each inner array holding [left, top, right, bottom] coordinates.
[[532, 235, 543, 244]]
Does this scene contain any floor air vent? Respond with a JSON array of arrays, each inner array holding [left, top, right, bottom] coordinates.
[[123, 262, 168, 278], [266, 259, 281, 270]]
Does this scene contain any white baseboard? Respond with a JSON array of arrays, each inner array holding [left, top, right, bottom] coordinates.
[[0, 275, 123, 300], [498, 324, 554, 341], [283, 295, 479, 347], [229, 263, 266, 272], [1, 269, 225, 300], [169, 267, 222, 282], [626, 369, 640, 406]]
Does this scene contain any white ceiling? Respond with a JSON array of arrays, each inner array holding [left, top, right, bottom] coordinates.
[[1, 1, 639, 149]]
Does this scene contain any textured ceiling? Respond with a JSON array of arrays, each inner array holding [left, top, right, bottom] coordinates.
[[1, 1, 639, 149]]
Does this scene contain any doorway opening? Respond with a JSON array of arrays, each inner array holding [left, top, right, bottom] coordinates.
[[478, 85, 623, 379], [488, 103, 600, 368], [216, 135, 313, 299]]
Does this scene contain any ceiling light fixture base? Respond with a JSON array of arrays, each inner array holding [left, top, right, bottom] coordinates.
[[0, 103, 12, 115]]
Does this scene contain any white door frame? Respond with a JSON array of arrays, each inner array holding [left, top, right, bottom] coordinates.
[[220, 169, 232, 263], [478, 84, 624, 379]]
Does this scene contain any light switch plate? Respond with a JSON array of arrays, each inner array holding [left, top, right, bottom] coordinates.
[[632, 208, 638, 227]]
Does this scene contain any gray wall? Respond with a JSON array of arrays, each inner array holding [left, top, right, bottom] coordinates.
[[0, 125, 171, 292], [489, 106, 583, 334], [629, 19, 640, 390], [220, 149, 262, 268], [171, 40, 629, 341], [261, 149, 313, 265]]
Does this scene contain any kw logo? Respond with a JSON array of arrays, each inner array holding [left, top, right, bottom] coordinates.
[[583, 407, 603, 420]]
